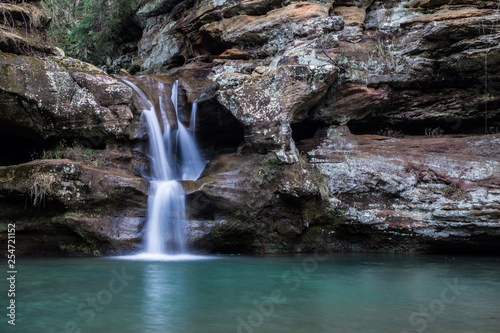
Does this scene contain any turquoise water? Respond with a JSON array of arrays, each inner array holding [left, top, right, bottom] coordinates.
[[2, 254, 500, 333]]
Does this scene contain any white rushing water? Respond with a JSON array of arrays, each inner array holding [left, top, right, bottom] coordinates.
[[123, 78, 205, 256]]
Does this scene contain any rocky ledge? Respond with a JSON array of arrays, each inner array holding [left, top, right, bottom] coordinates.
[[0, 159, 148, 255], [0, 50, 150, 254]]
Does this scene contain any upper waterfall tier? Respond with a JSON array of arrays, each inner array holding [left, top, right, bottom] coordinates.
[[123, 77, 205, 182]]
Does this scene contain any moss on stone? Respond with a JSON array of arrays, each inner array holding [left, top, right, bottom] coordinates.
[[59, 243, 102, 256], [254, 155, 284, 186]]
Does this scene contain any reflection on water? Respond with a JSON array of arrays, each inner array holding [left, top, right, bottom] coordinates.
[[5, 254, 500, 333], [117, 253, 216, 261], [142, 263, 177, 331]]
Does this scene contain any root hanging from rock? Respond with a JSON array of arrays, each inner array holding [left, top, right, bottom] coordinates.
[[28, 172, 56, 208]]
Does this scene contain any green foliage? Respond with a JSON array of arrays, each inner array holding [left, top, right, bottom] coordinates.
[[59, 243, 101, 256], [42, 141, 106, 167], [41, 0, 146, 64], [441, 184, 466, 198]]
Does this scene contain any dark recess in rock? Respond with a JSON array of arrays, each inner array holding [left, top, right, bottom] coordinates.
[[291, 118, 324, 143], [195, 97, 245, 158], [427, 238, 500, 256], [348, 114, 500, 136], [78, 137, 107, 150], [0, 123, 44, 166]]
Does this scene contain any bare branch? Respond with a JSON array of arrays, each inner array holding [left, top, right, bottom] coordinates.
[[321, 50, 347, 73]]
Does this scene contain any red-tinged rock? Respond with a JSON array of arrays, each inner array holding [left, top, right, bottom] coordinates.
[[306, 126, 500, 242], [402, 8, 496, 26], [312, 82, 392, 125], [219, 48, 251, 60], [405, 0, 496, 9], [200, 3, 330, 45], [332, 6, 366, 27]]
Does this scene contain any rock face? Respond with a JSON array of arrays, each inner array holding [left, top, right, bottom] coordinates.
[[312, 0, 500, 133], [0, 54, 135, 141], [305, 127, 500, 253], [184, 153, 330, 253], [133, 0, 500, 254], [215, 60, 338, 161], [0, 160, 148, 255], [0, 50, 149, 255], [0, 2, 150, 255], [0, 1, 62, 57], [1, 0, 500, 255]]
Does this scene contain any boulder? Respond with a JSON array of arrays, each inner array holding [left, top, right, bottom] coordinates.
[[0, 54, 135, 140], [214, 48, 339, 160]]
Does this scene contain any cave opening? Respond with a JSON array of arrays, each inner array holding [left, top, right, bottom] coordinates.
[[194, 30, 231, 57], [78, 137, 107, 150], [347, 114, 500, 136], [195, 100, 245, 159], [291, 118, 323, 151], [0, 124, 44, 166]]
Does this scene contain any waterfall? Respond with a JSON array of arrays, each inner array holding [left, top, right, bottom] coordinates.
[[171, 82, 205, 181], [189, 101, 197, 132], [122, 78, 205, 256]]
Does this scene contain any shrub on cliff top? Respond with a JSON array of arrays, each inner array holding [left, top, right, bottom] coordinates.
[[41, 0, 146, 65]]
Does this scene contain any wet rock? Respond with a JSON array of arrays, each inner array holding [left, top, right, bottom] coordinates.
[[3, 0, 500, 256], [0, 160, 148, 255], [0, 50, 149, 255], [184, 152, 330, 253], [129, 0, 500, 254]]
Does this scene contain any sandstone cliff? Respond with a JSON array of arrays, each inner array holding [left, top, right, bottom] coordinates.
[[134, 0, 500, 254], [0, 1, 149, 255], [1, 0, 499, 255]]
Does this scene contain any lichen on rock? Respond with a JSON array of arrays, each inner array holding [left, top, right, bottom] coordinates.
[[2, 0, 500, 256]]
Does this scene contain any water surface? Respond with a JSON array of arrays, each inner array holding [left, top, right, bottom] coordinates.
[[3, 254, 500, 333]]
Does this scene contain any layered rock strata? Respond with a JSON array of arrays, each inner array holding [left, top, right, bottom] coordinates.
[[0, 1, 148, 255], [134, 0, 500, 254], [1, 0, 499, 255]]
